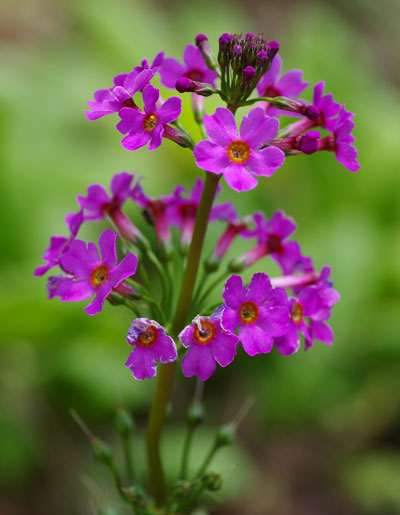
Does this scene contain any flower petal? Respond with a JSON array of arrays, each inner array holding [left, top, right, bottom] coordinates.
[[142, 84, 159, 113], [223, 164, 258, 191], [181, 344, 216, 381], [193, 140, 229, 174], [240, 108, 279, 148], [108, 253, 138, 287], [121, 132, 151, 151], [246, 272, 272, 304], [84, 283, 111, 315], [203, 107, 239, 146], [210, 331, 238, 367], [238, 325, 273, 356], [222, 274, 245, 308], [157, 96, 182, 124], [126, 347, 157, 380]]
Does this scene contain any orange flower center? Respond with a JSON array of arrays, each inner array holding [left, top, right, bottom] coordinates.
[[239, 301, 259, 324], [143, 113, 158, 132], [227, 140, 250, 164], [90, 265, 109, 288], [137, 326, 158, 347], [291, 300, 303, 324], [193, 319, 217, 345]]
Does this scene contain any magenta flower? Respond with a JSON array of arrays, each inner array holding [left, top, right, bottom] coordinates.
[[285, 81, 341, 136], [274, 266, 340, 353], [318, 106, 360, 172], [179, 315, 238, 381], [134, 51, 164, 73], [210, 207, 252, 263], [131, 182, 185, 247], [256, 54, 308, 116], [78, 172, 135, 221], [85, 68, 156, 121], [194, 107, 285, 192], [34, 210, 84, 277], [50, 229, 138, 316], [167, 178, 234, 247], [232, 211, 312, 274], [221, 273, 290, 356], [159, 44, 218, 89], [117, 85, 182, 151], [77, 172, 143, 241], [125, 318, 177, 380]]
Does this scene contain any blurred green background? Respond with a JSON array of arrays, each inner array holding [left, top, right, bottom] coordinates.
[[1, 0, 400, 513]]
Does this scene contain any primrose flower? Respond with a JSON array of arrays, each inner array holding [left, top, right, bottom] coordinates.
[[131, 182, 184, 247], [317, 106, 360, 172], [256, 54, 308, 116], [194, 107, 285, 192], [125, 318, 177, 380], [179, 315, 238, 381], [50, 229, 138, 316], [117, 85, 182, 151], [77, 172, 143, 241], [167, 178, 235, 248], [34, 210, 84, 277], [221, 273, 290, 356], [85, 68, 156, 121], [159, 44, 218, 89], [231, 211, 312, 274], [134, 51, 164, 73], [274, 266, 340, 353]]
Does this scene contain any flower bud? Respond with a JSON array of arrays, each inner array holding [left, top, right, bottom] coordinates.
[[91, 437, 113, 465], [187, 402, 205, 427], [114, 407, 135, 437], [243, 66, 255, 84], [216, 422, 236, 447], [299, 131, 320, 155], [305, 104, 321, 120], [203, 473, 223, 491]]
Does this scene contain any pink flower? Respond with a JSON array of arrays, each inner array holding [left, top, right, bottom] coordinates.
[[125, 318, 177, 380], [117, 85, 182, 151], [194, 107, 285, 192], [179, 315, 238, 381], [50, 229, 138, 316]]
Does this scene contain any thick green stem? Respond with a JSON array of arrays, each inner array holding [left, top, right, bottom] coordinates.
[[146, 172, 221, 507]]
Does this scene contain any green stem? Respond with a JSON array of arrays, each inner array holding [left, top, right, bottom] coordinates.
[[195, 269, 230, 314], [145, 172, 221, 507], [122, 435, 135, 484], [180, 425, 195, 480], [196, 441, 219, 477]]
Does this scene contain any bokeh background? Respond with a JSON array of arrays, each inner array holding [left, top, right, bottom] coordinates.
[[1, 0, 400, 513]]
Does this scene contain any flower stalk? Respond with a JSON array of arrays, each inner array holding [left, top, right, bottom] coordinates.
[[146, 171, 221, 506]]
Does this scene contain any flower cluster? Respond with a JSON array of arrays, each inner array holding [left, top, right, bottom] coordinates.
[[36, 32, 353, 383]]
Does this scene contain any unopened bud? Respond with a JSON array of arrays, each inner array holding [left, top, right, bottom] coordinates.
[[114, 407, 134, 437], [216, 422, 236, 447], [299, 131, 320, 154], [175, 78, 213, 97], [187, 402, 205, 427], [305, 104, 321, 120], [243, 66, 255, 84], [92, 438, 113, 465], [195, 33, 208, 45], [205, 254, 221, 272], [203, 473, 223, 491]]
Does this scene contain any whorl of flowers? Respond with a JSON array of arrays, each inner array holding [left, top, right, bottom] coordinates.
[[36, 31, 354, 383]]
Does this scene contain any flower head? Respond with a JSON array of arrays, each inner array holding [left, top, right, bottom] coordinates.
[[34, 210, 84, 277], [117, 85, 182, 151], [85, 68, 156, 121], [256, 54, 308, 116], [231, 211, 312, 274], [134, 51, 164, 73], [179, 315, 238, 381], [50, 229, 138, 316], [194, 107, 285, 192], [274, 266, 340, 354], [125, 318, 177, 380], [159, 44, 218, 89], [221, 273, 290, 356], [77, 172, 137, 221]]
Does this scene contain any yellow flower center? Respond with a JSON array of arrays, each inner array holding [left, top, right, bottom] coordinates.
[[291, 300, 303, 324], [239, 301, 259, 324], [137, 326, 158, 347], [143, 113, 158, 132], [227, 140, 250, 164], [90, 265, 109, 288], [193, 319, 217, 345]]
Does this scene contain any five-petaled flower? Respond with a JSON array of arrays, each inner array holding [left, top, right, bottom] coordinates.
[[194, 107, 285, 192], [50, 229, 138, 316], [179, 315, 238, 381], [117, 84, 182, 151], [126, 318, 177, 380], [221, 273, 290, 356]]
